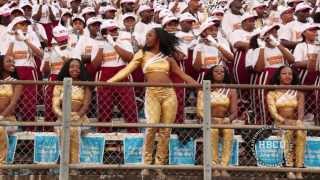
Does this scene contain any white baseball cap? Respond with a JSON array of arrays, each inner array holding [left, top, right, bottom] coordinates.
[[0, 5, 11, 16], [211, 8, 224, 15], [198, 21, 216, 35], [295, 3, 311, 12], [301, 23, 320, 33], [86, 17, 102, 26], [279, 6, 294, 16], [10, 7, 24, 15], [287, 0, 303, 5], [162, 15, 178, 26], [7, 16, 31, 31], [81, 7, 96, 16], [99, 5, 117, 14], [178, 13, 197, 22], [53, 25, 69, 42], [159, 9, 173, 19], [120, 0, 135, 4], [259, 24, 280, 37], [19, 1, 32, 9], [101, 19, 119, 30], [61, 8, 72, 17], [122, 13, 136, 21], [72, 15, 85, 24], [251, 2, 267, 10], [137, 5, 153, 15], [241, 13, 257, 23]]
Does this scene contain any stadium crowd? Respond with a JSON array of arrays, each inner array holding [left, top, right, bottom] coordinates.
[[0, 0, 320, 178]]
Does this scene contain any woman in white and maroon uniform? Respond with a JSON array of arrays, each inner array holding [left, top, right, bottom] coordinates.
[[293, 24, 320, 125], [93, 19, 138, 133], [5, 17, 43, 131], [246, 25, 294, 125], [32, 2, 58, 46], [193, 21, 234, 83], [42, 26, 72, 131]]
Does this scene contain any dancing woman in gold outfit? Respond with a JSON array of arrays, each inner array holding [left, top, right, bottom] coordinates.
[[107, 28, 198, 177], [197, 65, 238, 177], [0, 55, 22, 168], [267, 66, 305, 179], [52, 58, 91, 164]]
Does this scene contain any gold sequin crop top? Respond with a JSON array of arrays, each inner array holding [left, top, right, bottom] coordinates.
[[108, 50, 170, 82], [52, 85, 85, 116], [267, 90, 298, 122], [197, 89, 231, 118], [0, 77, 16, 98]]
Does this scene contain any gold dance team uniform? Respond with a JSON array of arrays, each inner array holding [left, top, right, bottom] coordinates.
[[108, 50, 178, 165], [267, 90, 306, 168], [52, 85, 89, 164], [197, 88, 233, 167], [0, 77, 17, 164]]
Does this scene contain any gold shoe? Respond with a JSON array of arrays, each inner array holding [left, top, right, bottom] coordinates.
[[296, 172, 303, 179], [212, 170, 220, 177], [141, 169, 151, 177], [287, 172, 296, 179], [221, 170, 231, 177]]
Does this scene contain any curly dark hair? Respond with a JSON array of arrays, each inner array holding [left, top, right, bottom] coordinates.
[[143, 27, 179, 56], [203, 65, 233, 84], [270, 65, 300, 85], [0, 55, 19, 80], [57, 58, 90, 81]]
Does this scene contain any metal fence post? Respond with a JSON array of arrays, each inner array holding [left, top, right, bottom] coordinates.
[[59, 78, 72, 180], [203, 80, 212, 180]]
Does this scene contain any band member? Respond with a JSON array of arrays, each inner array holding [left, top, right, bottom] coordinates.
[[92, 19, 138, 133], [5, 17, 43, 131]]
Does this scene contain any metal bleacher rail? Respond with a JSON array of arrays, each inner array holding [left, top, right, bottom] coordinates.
[[1, 79, 320, 180]]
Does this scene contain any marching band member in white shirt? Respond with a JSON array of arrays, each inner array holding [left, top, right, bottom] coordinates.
[[68, 15, 86, 48], [4, 17, 43, 131], [43, 26, 72, 128], [92, 19, 139, 133], [193, 20, 234, 83], [246, 24, 294, 125], [75, 17, 104, 79]]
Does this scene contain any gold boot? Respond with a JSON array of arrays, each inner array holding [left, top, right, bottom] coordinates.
[[295, 130, 306, 168], [295, 130, 306, 180], [221, 129, 233, 167], [284, 130, 294, 167], [212, 170, 220, 177], [211, 129, 219, 165]]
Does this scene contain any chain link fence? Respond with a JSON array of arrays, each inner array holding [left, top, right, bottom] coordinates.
[[1, 80, 320, 179]]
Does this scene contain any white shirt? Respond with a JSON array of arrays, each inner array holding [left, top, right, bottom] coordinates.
[[43, 46, 72, 74], [168, 2, 188, 16], [32, 4, 59, 24], [293, 42, 320, 62], [193, 36, 231, 69], [75, 35, 105, 61], [246, 47, 286, 68], [4, 34, 41, 67], [229, 29, 254, 47], [279, 20, 308, 42], [101, 37, 133, 67], [175, 30, 197, 49], [221, 10, 242, 41]]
